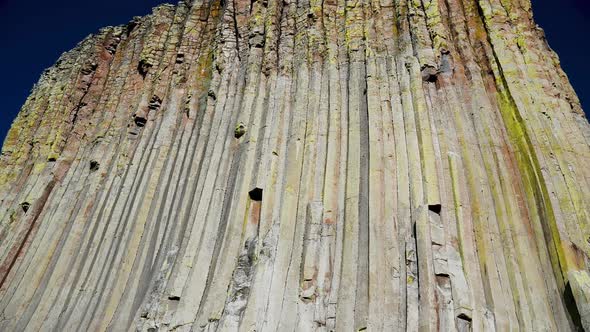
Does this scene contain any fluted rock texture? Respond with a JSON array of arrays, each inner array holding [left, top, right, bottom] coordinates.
[[1, 0, 590, 330]]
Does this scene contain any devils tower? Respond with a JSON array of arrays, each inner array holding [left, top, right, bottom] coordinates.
[[1, 0, 589, 330]]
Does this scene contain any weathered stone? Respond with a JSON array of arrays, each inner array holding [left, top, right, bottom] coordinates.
[[0, 0, 589, 331]]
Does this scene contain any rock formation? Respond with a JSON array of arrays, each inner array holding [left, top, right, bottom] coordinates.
[[1, 0, 589, 330]]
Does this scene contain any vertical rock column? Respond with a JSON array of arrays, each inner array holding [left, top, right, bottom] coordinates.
[[0, 0, 589, 331]]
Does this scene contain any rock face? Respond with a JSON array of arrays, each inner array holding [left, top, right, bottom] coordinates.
[[0, 0, 589, 330]]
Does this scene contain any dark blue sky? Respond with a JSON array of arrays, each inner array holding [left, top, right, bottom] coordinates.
[[0, 0, 588, 145]]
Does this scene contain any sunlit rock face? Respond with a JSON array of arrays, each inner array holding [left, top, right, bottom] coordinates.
[[0, 0, 589, 330]]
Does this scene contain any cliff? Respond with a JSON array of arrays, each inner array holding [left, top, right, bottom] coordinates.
[[1, 0, 590, 330]]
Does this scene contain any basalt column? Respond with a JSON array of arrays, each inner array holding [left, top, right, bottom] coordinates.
[[1, 0, 590, 331]]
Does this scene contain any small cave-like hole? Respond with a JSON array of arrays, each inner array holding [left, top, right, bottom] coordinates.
[[168, 295, 181, 301], [20, 202, 31, 213], [149, 95, 162, 111], [176, 53, 185, 64], [428, 204, 442, 215], [456, 313, 473, 332], [424, 73, 438, 83], [134, 116, 147, 127], [234, 123, 246, 139], [90, 160, 100, 172], [421, 66, 439, 83], [564, 282, 584, 330], [48, 157, 57, 162], [126, 19, 139, 34], [137, 60, 151, 78], [457, 313, 472, 322], [249, 188, 263, 201]]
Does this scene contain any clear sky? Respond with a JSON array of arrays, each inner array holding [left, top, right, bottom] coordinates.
[[0, 0, 588, 145]]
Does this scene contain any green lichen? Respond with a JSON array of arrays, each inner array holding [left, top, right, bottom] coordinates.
[[496, 92, 570, 290]]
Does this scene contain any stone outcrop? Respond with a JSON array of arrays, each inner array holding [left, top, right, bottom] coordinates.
[[0, 0, 589, 330]]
